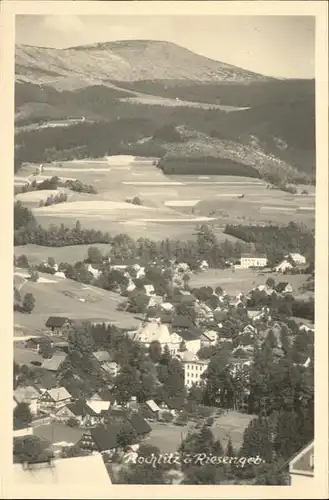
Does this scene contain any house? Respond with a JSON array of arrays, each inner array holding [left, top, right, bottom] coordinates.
[[180, 351, 209, 388], [276, 282, 293, 294], [45, 316, 72, 334], [157, 396, 185, 416], [201, 330, 218, 346], [145, 399, 161, 419], [172, 315, 194, 330], [240, 254, 268, 269], [299, 323, 315, 334], [199, 260, 209, 271], [38, 387, 72, 412], [128, 413, 152, 438], [55, 400, 100, 426], [54, 271, 66, 279], [86, 390, 115, 415], [160, 302, 175, 312], [92, 351, 120, 377], [275, 260, 294, 273], [177, 328, 202, 355], [14, 386, 40, 416], [288, 441, 314, 486], [171, 293, 196, 306], [87, 264, 101, 279], [147, 295, 163, 308], [285, 253, 307, 266], [24, 337, 52, 352], [144, 284, 155, 296], [242, 324, 258, 336], [133, 319, 181, 355], [41, 351, 67, 372], [13, 454, 112, 485], [78, 423, 136, 454]]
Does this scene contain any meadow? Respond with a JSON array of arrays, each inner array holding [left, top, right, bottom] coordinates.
[[14, 157, 315, 242], [189, 268, 310, 296], [14, 270, 140, 335], [144, 410, 254, 453], [14, 243, 113, 265]]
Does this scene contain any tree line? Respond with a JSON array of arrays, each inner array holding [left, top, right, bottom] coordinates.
[[224, 222, 315, 267]]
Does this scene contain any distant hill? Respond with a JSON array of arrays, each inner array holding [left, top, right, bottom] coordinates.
[[16, 39, 272, 89]]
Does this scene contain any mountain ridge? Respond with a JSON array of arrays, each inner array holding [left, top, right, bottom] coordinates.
[[15, 39, 274, 87]]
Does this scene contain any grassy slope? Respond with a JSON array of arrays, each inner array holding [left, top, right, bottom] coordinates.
[[14, 270, 140, 333]]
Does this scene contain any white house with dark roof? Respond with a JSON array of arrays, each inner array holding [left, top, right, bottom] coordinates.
[[178, 351, 209, 388]]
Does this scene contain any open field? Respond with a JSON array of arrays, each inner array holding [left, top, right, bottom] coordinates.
[[13, 270, 140, 335], [15, 158, 315, 240], [189, 268, 310, 295], [119, 95, 249, 111], [14, 243, 113, 265], [145, 410, 253, 452], [211, 410, 255, 449], [144, 422, 195, 454]]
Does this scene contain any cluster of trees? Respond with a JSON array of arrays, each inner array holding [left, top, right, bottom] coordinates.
[[39, 192, 68, 207], [158, 156, 260, 178], [19, 176, 97, 195], [14, 209, 252, 268], [247, 287, 314, 321], [13, 288, 36, 313], [224, 222, 315, 266]]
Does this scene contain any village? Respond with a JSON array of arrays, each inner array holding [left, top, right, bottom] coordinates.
[[13, 247, 314, 484]]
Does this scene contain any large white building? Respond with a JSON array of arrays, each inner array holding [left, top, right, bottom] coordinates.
[[240, 254, 268, 269], [133, 319, 182, 356], [178, 351, 210, 388]]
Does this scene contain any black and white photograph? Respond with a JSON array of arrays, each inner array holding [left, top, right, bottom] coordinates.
[[2, 0, 327, 497]]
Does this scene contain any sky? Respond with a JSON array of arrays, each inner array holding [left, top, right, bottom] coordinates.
[[15, 15, 315, 79]]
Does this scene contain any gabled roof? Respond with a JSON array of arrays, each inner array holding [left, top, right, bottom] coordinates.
[[171, 294, 196, 305], [44, 387, 71, 402], [45, 316, 71, 328], [90, 424, 124, 451], [145, 399, 161, 413], [128, 413, 152, 435], [41, 352, 67, 372], [86, 399, 111, 415], [178, 328, 203, 342], [98, 388, 115, 402], [172, 315, 194, 329], [163, 396, 185, 410], [65, 400, 97, 417], [276, 282, 291, 293], [93, 351, 112, 363]]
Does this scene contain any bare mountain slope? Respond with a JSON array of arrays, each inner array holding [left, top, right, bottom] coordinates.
[[16, 39, 273, 89]]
